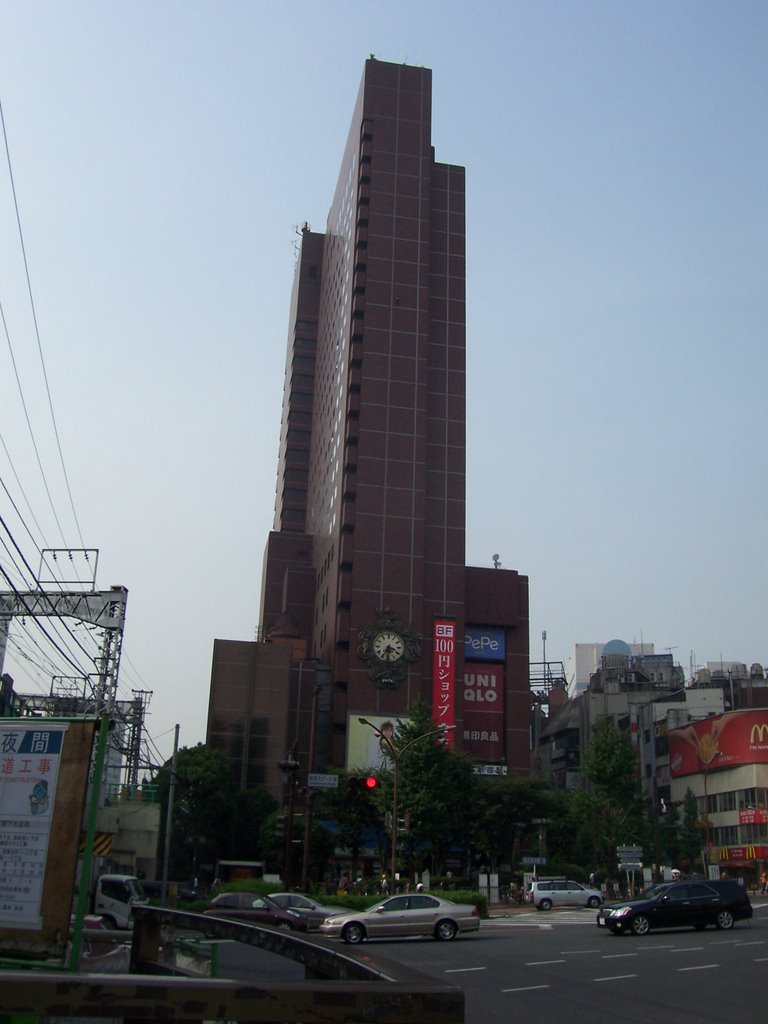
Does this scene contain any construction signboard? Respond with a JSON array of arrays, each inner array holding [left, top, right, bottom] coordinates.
[[0, 718, 97, 960]]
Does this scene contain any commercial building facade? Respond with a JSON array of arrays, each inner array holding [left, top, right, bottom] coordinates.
[[208, 60, 529, 798]]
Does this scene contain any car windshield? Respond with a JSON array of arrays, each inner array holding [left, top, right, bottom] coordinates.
[[639, 884, 672, 900], [126, 878, 146, 899]]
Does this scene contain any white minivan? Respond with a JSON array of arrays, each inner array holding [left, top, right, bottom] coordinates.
[[527, 877, 603, 911]]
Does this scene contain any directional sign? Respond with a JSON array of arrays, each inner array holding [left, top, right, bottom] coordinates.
[[619, 862, 643, 871], [520, 856, 548, 865], [617, 846, 643, 858], [308, 773, 339, 789]]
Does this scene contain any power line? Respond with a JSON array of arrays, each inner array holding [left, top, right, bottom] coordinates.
[[0, 98, 86, 550]]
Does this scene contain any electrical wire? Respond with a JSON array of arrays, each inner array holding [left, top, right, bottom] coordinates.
[[0, 518, 98, 675], [0, 99, 85, 550], [0, 96, 157, 776]]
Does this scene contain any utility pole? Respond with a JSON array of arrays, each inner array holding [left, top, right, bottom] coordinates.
[[278, 754, 300, 887], [161, 724, 180, 906]]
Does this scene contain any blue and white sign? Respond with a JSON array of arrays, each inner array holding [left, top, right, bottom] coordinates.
[[464, 627, 506, 662]]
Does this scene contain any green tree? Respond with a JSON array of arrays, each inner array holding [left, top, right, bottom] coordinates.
[[383, 702, 477, 876], [580, 719, 645, 873], [232, 787, 278, 859], [472, 774, 564, 872], [153, 743, 239, 881], [659, 799, 682, 868], [315, 771, 382, 880], [678, 787, 703, 873]]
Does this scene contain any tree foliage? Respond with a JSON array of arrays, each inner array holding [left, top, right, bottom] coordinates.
[[580, 718, 645, 872], [153, 743, 276, 881], [679, 787, 704, 872]]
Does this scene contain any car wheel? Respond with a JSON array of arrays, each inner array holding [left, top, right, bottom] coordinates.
[[715, 909, 734, 930], [587, 896, 601, 909], [538, 898, 552, 911], [101, 915, 117, 930], [631, 914, 651, 936], [435, 919, 458, 941], [277, 921, 293, 931], [342, 922, 365, 945]]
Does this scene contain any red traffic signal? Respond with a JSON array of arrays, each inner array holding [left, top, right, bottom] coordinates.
[[347, 774, 379, 792]]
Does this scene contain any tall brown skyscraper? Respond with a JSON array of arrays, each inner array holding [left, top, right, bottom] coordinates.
[[209, 60, 529, 795]]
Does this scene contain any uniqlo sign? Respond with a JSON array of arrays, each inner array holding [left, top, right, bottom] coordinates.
[[432, 618, 456, 745]]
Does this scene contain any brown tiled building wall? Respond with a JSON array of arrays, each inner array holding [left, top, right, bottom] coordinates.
[[214, 59, 529, 787]]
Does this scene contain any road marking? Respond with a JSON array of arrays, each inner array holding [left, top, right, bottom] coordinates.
[[602, 953, 638, 959], [753, 957, 768, 962], [638, 944, 675, 950], [594, 974, 638, 982], [561, 949, 602, 954], [670, 946, 704, 952], [501, 984, 550, 993], [525, 959, 565, 966], [735, 941, 765, 946], [444, 966, 487, 974], [678, 964, 719, 972]]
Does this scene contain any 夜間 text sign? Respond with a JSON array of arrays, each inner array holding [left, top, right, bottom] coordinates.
[[0, 723, 67, 930]]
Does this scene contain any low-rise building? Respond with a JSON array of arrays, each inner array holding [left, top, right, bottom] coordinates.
[[668, 706, 768, 883]]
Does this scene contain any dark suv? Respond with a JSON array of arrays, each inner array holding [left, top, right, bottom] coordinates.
[[596, 878, 752, 935]]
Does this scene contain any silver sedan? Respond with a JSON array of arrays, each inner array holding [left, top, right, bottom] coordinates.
[[318, 893, 480, 944]]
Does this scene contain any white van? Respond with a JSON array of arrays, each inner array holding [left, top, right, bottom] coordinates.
[[527, 877, 603, 911]]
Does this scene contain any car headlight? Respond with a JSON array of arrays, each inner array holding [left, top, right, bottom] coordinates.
[[613, 906, 632, 917]]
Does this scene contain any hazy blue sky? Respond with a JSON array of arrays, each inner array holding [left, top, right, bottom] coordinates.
[[1, 1, 766, 765]]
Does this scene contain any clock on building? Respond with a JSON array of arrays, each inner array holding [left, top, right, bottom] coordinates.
[[357, 610, 421, 689]]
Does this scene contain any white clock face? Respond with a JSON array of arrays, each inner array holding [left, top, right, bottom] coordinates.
[[372, 631, 405, 662]]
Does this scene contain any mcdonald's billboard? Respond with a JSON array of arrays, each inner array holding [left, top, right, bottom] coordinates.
[[669, 710, 768, 778]]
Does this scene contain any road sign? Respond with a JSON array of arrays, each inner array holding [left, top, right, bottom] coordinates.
[[619, 862, 643, 871], [616, 845, 643, 858], [308, 773, 339, 789], [520, 856, 548, 865]]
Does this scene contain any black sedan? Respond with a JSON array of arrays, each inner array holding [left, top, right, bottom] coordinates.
[[204, 892, 309, 931], [596, 879, 752, 935]]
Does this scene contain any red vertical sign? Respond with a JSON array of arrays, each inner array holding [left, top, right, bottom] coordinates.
[[432, 618, 456, 745]]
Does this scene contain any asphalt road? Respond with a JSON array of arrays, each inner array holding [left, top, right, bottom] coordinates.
[[214, 901, 768, 1023]]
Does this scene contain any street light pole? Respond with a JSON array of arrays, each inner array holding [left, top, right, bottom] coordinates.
[[358, 718, 455, 889]]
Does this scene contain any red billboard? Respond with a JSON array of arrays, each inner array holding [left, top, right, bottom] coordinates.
[[432, 618, 456, 746], [463, 663, 504, 761], [669, 710, 768, 778]]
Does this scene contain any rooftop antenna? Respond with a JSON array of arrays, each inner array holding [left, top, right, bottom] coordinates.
[[492, 553, 501, 569]]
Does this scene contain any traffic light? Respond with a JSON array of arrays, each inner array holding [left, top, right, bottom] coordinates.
[[347, 774, 379, 793], [275, 814, 287, 838]]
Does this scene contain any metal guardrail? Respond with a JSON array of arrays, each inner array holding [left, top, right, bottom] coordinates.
[[0, 906, 465, 1023]]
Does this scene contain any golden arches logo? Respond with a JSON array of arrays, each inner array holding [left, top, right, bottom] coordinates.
[[749, 723, 768, 744]]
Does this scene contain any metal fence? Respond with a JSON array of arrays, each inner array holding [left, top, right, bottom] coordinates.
[[0, 905, 464, 1024]]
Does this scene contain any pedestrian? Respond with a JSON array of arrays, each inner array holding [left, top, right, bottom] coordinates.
[[759, 870, 767, 895]]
